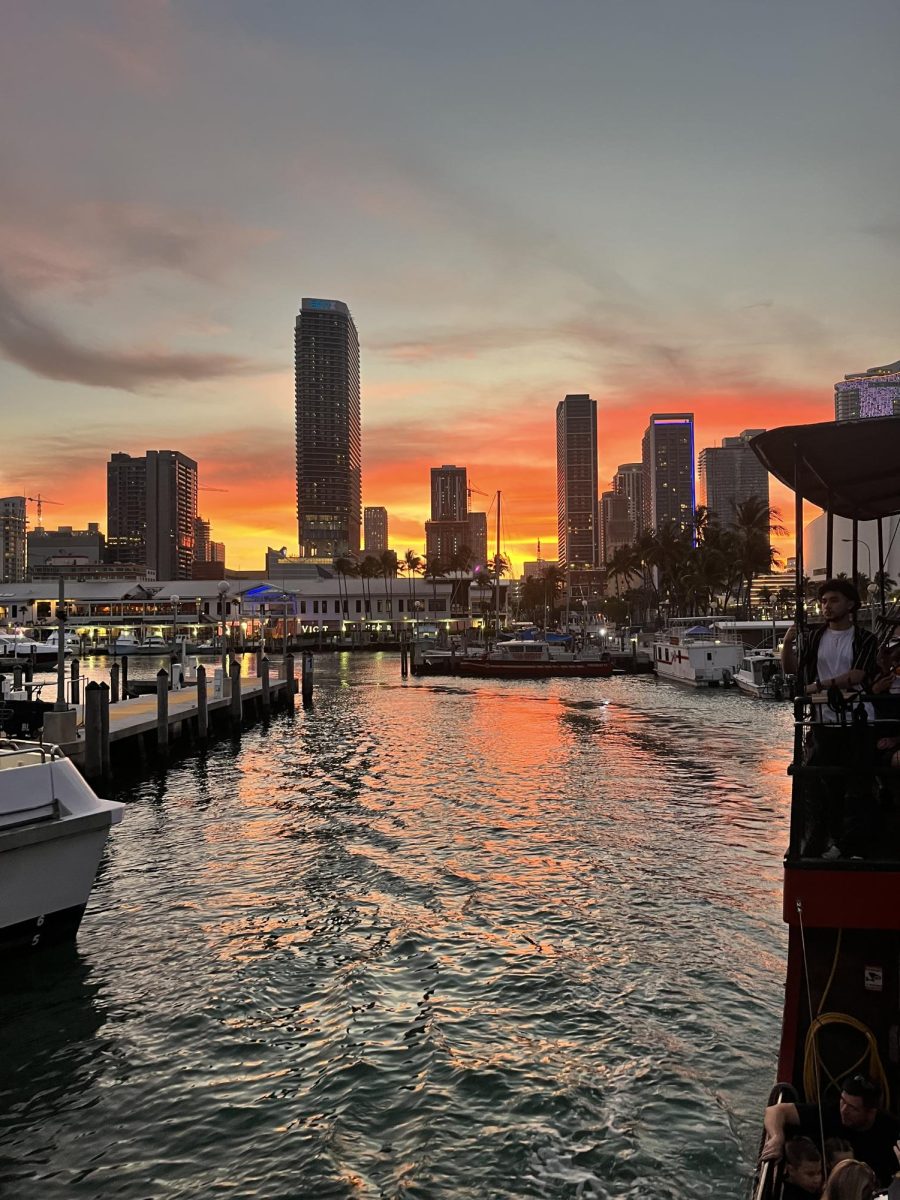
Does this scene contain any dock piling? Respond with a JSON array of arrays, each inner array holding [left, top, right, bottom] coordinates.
[[70, 658, 80, 705], [99, 682, 111, 775], [400, 634, 408, 678], [285, 654, 295, 710], [110, 662, 120, 704], [84, 683, 102, 778], [157, 668, 169, 753], [13, 664, 22, 691], [196, 664, 208, 740], [261, 657, 270, 712], [121, 655, 129, 699], [24, 658, 33, 684], [229, 660, 242, 727], [301, 651, 314, 707]]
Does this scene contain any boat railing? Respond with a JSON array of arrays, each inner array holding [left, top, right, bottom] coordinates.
[[786, 693, 900, 863], [749, 1082, 799, 1200], [0, 738, 63, 765]]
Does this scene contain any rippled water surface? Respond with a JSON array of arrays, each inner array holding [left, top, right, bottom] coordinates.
[[0, 654, 793, 1198]]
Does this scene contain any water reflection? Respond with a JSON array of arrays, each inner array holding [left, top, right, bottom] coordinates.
[[0, 660, 791, 1198]]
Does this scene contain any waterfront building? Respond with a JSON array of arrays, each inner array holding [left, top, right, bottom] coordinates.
[[556, 394, 599, 571], [613, 463, 644, 542], [641, 413, 695, 535], [600, 491, 633, 564], [27, 523, 105, 579], [0, 496, 27, 583], [364, 506, 388, 555], [698, 429, 769, 530], [107, 450, 198, 580], [425, 519, 472, 565], [834, 360, 900, 421], [295, 297, 361, 560]]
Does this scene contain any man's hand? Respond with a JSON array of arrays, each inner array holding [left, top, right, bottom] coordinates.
[[760, 1131, 785, 1162]]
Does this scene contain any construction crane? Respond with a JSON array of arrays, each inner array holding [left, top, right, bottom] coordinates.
[[25, 494, 62, 528], [467, 481, 488, 502], [199, 486, 230, 493]]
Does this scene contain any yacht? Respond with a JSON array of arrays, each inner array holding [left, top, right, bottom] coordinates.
[[0, 633, 58, 666], [652, 620, 744, 687], [109, 633, 172, 656], [733, 650, 788, 700], [43, 630, 81, 657], [0, 738, 124, 954], [458, 639, 614, 678]]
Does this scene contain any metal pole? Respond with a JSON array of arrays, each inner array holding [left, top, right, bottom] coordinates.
[[878, 518, 886, 615], [825, 507, 834, 579], [54, 575, 67, 711]]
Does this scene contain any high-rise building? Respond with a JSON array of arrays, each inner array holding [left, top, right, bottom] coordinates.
[[107, 452, 148, 567], [600, 491, 633, 564], [698, 430, 769, 528], [210, 541, 225, 563], [468, 512, 488, 565], [613, 463, 644, 542], [0, 496, 26, 583], [194, 517, 211, 564], [107, 450, 198, 579], [556, 394, 599, 570], [430, 466, 468, 521], [641, 413, 695, 535], [364, 506, 388, 554], [834, 360, 900, 421], [295, 297, 361, 560], [425, 520, 472, 565]]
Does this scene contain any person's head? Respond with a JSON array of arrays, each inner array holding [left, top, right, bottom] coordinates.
[[784, 1136, 823, 1193], [824, 1137, 854, 1171], [818, 580, 861, 626], [822, 1157, 876, 1200], [839, 1074, 880, 1130]]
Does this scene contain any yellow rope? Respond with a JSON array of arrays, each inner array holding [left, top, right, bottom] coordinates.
[[803, 1012, 891, 1110]]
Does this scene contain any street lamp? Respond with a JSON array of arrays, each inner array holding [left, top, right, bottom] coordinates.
[[841, 537, 872, 580]]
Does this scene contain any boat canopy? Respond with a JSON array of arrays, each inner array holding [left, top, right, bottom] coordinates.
[[750, 416, 900, 520]]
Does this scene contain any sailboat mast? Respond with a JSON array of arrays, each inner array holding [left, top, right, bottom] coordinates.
[[495, 489, 501, 634]]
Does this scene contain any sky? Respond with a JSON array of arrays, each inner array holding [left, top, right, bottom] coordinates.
[[1, 0, 898, 572]]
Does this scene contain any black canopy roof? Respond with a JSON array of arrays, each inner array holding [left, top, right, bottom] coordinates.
[[750, 417, 900, 520]]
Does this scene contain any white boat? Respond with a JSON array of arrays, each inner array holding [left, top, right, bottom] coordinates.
[[733, 650, 787, 700], [0, 633, 58, 665], [110, 633, 172, 656], [43, 630, 80, 656], [653, 619, 744, 687], [0, 738, 124, 954]]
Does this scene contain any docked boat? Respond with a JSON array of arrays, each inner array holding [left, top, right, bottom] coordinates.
[[733, 650, 788, 700], [652, 619, 744, 687], [457, 639, 614, 678], [108, 633, 172, 656], [0, 738, 124, 955], [749, 415, 900, 1197], [0, 633, 58, 666], [43, 630, 81, 657]]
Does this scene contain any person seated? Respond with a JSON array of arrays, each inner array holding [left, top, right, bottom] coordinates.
[[825, 1138, 856, 1173], [821, 1157, 876, 1199], [762, 1075, 900, 1188], [782, 1136, 824, 1197]]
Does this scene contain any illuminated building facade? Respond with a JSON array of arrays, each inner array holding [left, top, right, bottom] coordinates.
[[834, 360, 900, 421], [641, 414, 695, 535], [556, 394, 599, 570]]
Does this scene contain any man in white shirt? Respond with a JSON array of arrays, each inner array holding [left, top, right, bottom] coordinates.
[[782, 580, 879, 858]]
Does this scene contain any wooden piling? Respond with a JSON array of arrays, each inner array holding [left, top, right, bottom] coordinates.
[[285, 653, 295, 710], [70, 658, 80, 705], [255, 646, 263, 677], [99, 682, 111, 775], [13, 664, 22, 690], [121, 655, 129, 699], [400, 634, 408, 678], [197, 664, 208, 740], [301, 650, 314, 707], [229, 660, 242, 726], [84, 682, 102, 778], [24, 658, 33, 683], [110, 662, 120, 703], [261, 657, 270, 712], [157, 668, 169, 752]]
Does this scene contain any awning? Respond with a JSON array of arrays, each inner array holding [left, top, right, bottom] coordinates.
[[750, 417, 900, 520]]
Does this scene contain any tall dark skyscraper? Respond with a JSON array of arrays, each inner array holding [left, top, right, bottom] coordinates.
[[363, 506, 388, 554], [556, 394, 599, 570], [698, 429, 768, 528], [641, 413, 695, 535], [295, 298, 361, 560], [430, 466, 468, 521], [612, 462, 644, 542], [107, 450, 198, 579]]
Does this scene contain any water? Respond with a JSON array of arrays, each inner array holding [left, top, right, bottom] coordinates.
[[0, 655, 792, 1199]]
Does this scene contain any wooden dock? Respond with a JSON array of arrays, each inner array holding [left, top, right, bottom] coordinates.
[[55, 660, 298, 775]]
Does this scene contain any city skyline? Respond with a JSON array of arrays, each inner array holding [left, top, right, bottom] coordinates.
[[1, 2, 898, 568]]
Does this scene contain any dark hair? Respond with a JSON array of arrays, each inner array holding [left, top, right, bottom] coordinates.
[[819, 579, 861, 612], [825, 1137, 854, 1163], [841, 1073, 880, 1108], [785, 1136, 822, 1167]]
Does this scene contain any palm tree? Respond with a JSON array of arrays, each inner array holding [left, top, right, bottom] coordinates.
[[333, 556, 357, 633], [422, 555, 446, 621], [359, 556, 381, 620], [447, 545, 474, 614], [402, 549, 422, 611], [379, 550, 398, 629], [540, 564, 566, 628], [731, 497, 785, 618]]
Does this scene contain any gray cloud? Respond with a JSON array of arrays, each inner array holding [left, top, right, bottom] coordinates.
[[0, 276, 266, 391]]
